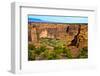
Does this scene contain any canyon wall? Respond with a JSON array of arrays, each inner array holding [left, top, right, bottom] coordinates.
[[28, 22, 88, 49]]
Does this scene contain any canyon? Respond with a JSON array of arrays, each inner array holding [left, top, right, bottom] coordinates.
[[28, 22, 88, 59]]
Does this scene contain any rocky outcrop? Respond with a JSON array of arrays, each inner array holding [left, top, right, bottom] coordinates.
[[28, 22, 88, 49]]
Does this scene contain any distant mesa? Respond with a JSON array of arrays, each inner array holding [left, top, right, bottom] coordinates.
[[28, 18, 55, 23], [28, 18, 46, 23]]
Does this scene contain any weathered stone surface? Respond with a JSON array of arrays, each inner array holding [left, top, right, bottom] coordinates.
[[28, 22, 88, 58], [29, 23, 87, 47]]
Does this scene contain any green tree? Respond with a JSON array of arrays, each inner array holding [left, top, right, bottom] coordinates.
[[79, 47, 88, 58], [28, 50, 36, 60], [63, 47, 72, 58], [28, 44, 35, 50]]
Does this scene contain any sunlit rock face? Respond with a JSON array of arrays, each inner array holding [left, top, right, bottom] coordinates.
[[28, 22, 87, 48]]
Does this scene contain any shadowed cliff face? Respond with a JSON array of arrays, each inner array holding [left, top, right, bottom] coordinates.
[[28, 22, 88, 59]]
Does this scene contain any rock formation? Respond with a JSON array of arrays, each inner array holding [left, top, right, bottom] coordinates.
[[28, 22, 88, 49]]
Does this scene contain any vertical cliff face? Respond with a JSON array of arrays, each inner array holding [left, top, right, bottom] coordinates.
[[67, 24, 88, 57], [78, 25, 88, 48], [28, 22, 88, 48], [28, 23, 37, 43]]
